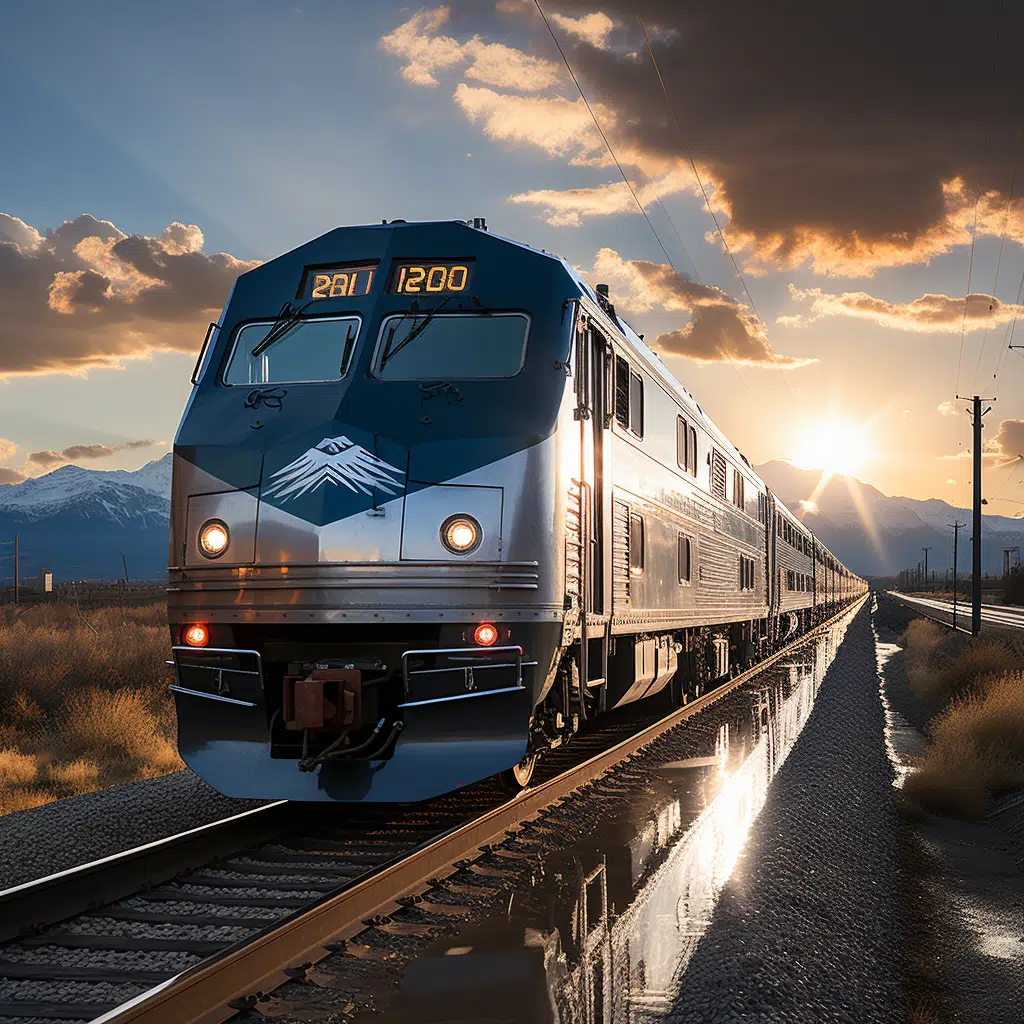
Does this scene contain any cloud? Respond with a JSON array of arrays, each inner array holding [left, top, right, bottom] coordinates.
[[988, 419, 1024, 465], [589, 247, 815, 368], [0, 213, 258, 375], [392, 2, 1024, 276], [783, 284, 1023, 333], [508, 167, 696, 226], [0, 439, 17, 461], [937, 400, 959, 417], [379, 6, 561, 90], [454, 85, 608, 163], [0, 468, 26, 485], [550, 12, 616, 48], [26, 439, 163, 471]]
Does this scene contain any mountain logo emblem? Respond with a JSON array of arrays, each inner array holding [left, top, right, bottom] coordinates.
[[263, 436, 405, 501]]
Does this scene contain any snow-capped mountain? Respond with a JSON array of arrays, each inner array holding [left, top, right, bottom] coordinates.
[[756, 460, 1024, 577], [0, 454, 172, 582], [0, 454, 171, 522]]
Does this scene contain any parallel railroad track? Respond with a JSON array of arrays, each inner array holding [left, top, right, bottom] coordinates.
[[0, 599, 865, 1024]]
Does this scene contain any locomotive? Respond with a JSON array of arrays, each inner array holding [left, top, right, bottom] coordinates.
[[167, 219, 865, 801]]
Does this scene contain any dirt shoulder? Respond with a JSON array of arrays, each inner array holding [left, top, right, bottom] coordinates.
[[875, 593, 1024, 1024]]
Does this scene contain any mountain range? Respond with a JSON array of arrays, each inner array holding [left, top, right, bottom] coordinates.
[[0, 453, 171, 583], [0, 452, 1017, 582], [755, 460, 1024, 578]]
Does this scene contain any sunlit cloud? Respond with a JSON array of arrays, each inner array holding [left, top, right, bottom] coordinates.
[[549, 11, 616, 49], [0, 212, 258, 375], [379, 6, 562, 90], [937, 400, 959, 416], [587, 247, 815, 369], [782, 282, 1023, 333]]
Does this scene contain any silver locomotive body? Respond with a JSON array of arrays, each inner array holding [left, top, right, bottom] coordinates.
[[168, 220, 865, 802]]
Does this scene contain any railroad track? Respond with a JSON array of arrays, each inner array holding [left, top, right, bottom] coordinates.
[[0, 599, 865, 1024]]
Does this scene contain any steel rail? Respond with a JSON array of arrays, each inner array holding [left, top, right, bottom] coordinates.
[[0, 801, 292, 944], [884, 591, 976, 635], [97, 597, 867, 1024]]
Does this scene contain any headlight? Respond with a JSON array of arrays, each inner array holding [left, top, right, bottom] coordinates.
[[198, 519, 230, 558], [440, 514, 481, 554]]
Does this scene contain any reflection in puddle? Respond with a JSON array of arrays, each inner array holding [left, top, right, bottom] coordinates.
[[375, 613, 857, 1023], [871, 597, 925, 787]]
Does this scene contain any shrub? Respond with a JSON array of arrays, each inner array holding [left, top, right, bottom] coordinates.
[[905, 670, 1024, 818], [0, 601, 181, 815]]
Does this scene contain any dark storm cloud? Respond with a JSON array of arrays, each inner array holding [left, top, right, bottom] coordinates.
[[0, 213, 259, 375], [482, 0, 1024, 275]]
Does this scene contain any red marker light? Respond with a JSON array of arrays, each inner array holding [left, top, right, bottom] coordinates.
[[184, 624, 210, 648], [474, 622, 498, 647]]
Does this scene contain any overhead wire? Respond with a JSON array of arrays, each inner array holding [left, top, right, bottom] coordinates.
[[955, 0, 1006, 397], [630, 0, 795, 402], [532, 0, 756, 400], [972, 129, 1019, 392]]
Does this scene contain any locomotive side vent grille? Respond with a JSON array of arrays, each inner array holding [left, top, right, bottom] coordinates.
[[612, 499, 631, 610], [565, 480, 583, 606]]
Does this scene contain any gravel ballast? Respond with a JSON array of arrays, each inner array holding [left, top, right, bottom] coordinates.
[[667, 602, 907, 1022], [0, 769, 265, 890]]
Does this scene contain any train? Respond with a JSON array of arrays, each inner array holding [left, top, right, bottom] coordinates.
[[167, 218, 866, 801]]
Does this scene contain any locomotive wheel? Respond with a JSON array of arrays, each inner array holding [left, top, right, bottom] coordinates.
[[499, 752, 538, 792]]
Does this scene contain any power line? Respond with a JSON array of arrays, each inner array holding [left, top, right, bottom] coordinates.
[[533, 0, 756, 400], [972, 128, 1020, 392], [955, 0, 1006, 396], [630, 0, 795, 401]]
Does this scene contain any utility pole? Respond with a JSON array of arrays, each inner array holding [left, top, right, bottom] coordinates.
[[922, 547, 931, 592], [950, 521, 965, 630], [958, 396, 994, 635], [13, 532, 18, 605]]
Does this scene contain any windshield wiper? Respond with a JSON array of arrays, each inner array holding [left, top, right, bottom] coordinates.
[[381, 298, 451, 369], [251, 299, 316, 358]]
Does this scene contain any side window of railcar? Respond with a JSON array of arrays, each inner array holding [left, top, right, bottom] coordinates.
[[732, 470, 745, 510], [629, 513, 645, 576], [710, 449, 727, 500], [615, 356, 630, 428], [739, 555, 755, 590], [628, 371, 644, 437], [676, 417, 698, 476], [678, 533, 692, 583], [614, 357, 644, 439]]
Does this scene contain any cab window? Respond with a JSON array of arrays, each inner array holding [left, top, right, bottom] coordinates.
[[223, 315, 360, 385]]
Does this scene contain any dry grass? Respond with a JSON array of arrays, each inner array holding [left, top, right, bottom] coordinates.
[[0, 601, 181, 816], [901, 618, 1024, 818]]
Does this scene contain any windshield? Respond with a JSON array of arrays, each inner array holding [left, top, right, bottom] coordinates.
[[222, 316, 360, 385], [374, 312, 529, 380]]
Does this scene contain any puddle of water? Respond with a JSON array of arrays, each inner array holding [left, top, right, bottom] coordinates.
[[871, 596, 925, 788], [367, 609, 860, 1023]]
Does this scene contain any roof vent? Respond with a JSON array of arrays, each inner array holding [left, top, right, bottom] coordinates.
[[472, 217, 488, 230]]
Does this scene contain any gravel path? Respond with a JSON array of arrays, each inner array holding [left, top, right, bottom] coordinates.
[[0, 769, 265, 890], [667, 603, 908, 1023]]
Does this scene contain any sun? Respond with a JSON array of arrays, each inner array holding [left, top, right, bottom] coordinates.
[[791, 419, 871, 478]]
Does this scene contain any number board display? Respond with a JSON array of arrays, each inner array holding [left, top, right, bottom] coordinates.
[[388, 260, 474, 295], [301, 263, 378, 300]]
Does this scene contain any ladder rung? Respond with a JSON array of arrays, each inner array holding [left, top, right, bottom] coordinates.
[[585, 677, 606, 688]]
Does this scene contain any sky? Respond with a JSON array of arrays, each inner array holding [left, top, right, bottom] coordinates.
[[2, 0, 1024, 518]]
